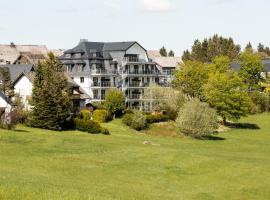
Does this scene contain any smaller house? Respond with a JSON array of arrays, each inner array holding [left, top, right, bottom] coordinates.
[[147, 50, 182, 83], [13, 72, 90, 110]]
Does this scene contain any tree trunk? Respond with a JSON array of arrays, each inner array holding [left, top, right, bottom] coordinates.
[[222, 116, 227, 126]]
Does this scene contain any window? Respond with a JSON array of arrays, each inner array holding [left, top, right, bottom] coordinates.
[[80, 77, 84, 83], [65, 54, 71, 58]]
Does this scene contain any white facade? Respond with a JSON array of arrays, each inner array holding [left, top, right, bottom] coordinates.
[[14, 75, 33, 109]]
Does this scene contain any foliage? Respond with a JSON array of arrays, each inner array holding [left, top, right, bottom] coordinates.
[[168, 50, 175, 57], [173, 61, 209, 98], [176, 99, 218, 137], [13, 95, 30, 124], [142, 84, 187, 118], [203, 71, 252, 123], [159, 46, 167, 57], [104, 89, 125, 117], [209, 55, 232, 73], [0, 110, 18, 130], [0, 67, 14, 97], [28, 53, 71, 130], [249, 91, 269, 113], [122, 110, 147, 131], [238, 50, 264, 89], [74, 109, 109, 134], [92, 109, 110, 123], [182, 34, 241, 62], [145, 114, 169, 123]]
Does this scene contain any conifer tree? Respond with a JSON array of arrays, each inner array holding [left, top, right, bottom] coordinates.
[[159, 46, 168, 57], [168, 50, 175, 57], [0, 67, 14, 97], [29, 53, 71, 130]]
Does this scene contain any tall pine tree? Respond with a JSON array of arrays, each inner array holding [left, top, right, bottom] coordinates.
[[29, 53, 71, 130]]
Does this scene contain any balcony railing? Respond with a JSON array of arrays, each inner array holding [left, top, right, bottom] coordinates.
[[124, 82, 150, 87], [92, 82, 114, 87], [92, 69, 117, 75], [128, 94, 142, 99], [122, 70, 163, 75], [122, 57, 139, 63]]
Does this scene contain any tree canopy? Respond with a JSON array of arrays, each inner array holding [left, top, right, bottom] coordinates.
[[29, 53, 71, 130], [182, 34, 241, 62], [203, 71, 251, 124], [104, 89, 125, 117]]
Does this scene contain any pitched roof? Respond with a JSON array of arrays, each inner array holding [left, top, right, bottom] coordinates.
[[0, 44, 49, 64], [147, 50, 162, 59], [63, 41, 137, 58], [153, 57, 182, 68], [0, 64, 35, 81]]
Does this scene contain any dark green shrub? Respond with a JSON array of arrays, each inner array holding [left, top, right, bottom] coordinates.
[[74, 109, 108, 134], [122, 110, 147, 131], [146, 114, 169, 123], [176, 99, 218, 138], [92, 109, 110, 123]]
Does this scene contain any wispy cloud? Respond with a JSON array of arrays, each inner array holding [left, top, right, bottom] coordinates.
[[139, 0, 172, 12], [209, 0, 234, 5], [103, 0, 121, 10]]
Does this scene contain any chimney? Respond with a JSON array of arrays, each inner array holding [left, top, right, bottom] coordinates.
[[79, 39, 88, 44]]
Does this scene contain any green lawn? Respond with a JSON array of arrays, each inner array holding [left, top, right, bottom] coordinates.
[[0, 114, 270, 200]]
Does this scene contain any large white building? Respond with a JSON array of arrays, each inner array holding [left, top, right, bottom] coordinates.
[[59, 40, 167, 110]]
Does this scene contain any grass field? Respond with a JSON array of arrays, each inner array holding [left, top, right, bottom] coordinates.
[[0, 114, 270, 200]]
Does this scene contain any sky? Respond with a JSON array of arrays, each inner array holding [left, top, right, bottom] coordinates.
[[0, 0, 269, 55]]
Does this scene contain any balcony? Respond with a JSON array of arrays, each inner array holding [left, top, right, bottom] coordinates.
[[122, 70, 163, 76], [128, 94, 142, 100], [92, 81, 115, 88], [92, 69, 118, 75], [124, 82, 150, 88]]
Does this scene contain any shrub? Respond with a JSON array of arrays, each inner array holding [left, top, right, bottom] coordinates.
[[122, 114, 133, 127], [249, 91, 269, 113], [123, 110, 147, 131], [100, 127, 110, 135], [74, 110, 109, 134], [176, 99, 218, 138], [0, 110, 18, 130], [104, 89, 126, 118], [92, 109, 110, 123], [146, 114, 169, 123]]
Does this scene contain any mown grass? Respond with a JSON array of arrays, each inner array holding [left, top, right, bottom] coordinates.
[[0, 114, 270, 200]]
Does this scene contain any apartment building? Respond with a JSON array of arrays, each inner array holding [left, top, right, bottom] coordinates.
[[59, 40, 166, 110]]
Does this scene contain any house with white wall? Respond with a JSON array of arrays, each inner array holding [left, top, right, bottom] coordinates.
[[13, 72, 90, 110]]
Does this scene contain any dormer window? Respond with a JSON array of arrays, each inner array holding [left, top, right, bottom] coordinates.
[[74, 53, 81, 58], [65, 54, 71, 58]]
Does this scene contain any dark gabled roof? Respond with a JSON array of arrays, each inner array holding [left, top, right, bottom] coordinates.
[[0, 64, 35, 81], [103, 42, 136, 51], [231, 60, 270, 72], [62, 41, 139, 59]]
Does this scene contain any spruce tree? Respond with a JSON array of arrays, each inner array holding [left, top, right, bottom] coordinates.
[[168, 50, 175, 57], [29, 53, 71, 130], [159, 46, 168, 57]]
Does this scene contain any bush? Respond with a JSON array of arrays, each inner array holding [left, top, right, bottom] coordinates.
[[104, 89, 126, 118], [92, 109, 110, 123], [0, 110, 18, 130], [146, 114, 169, 123], [123, 110, 147, 131], [74, 110, 109, 134], [249, 91, 269, 113], [176, 99, 218, 138]]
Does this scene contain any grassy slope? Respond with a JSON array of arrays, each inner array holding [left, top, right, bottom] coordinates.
[[0, 114, 270, 200]]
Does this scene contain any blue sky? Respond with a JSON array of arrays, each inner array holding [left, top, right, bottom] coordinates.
[[0, 0, 269, 55]]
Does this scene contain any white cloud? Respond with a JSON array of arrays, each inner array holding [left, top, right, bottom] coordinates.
[[140, 0, 172, 12]]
